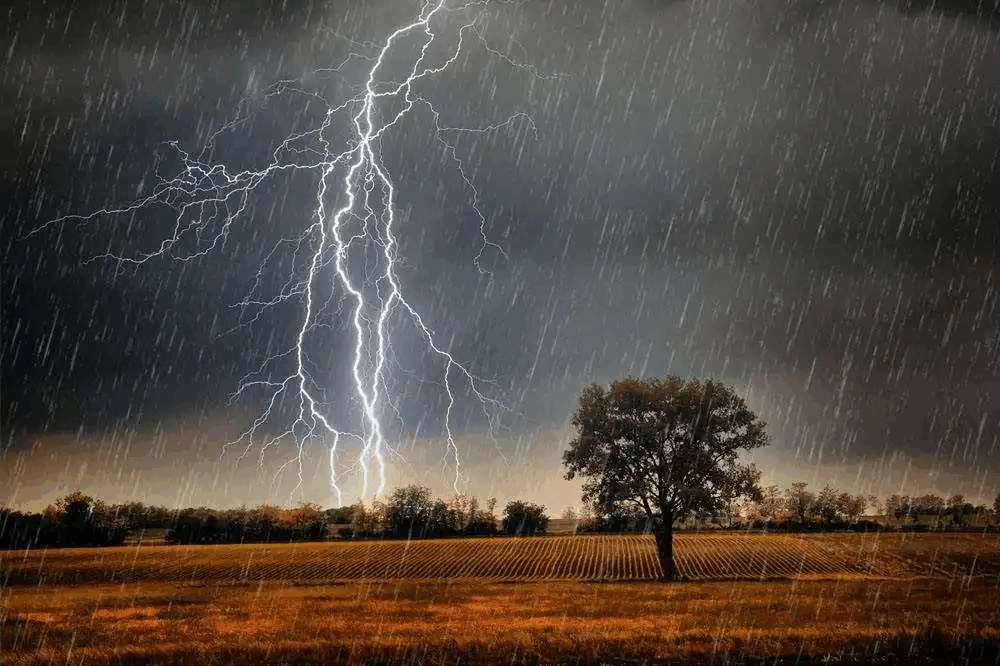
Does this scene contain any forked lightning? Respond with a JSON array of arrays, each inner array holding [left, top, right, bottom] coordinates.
[[32, 0, 556, 504]]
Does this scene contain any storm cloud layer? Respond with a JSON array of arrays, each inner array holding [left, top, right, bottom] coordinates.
[[3, 0, 999, 509]]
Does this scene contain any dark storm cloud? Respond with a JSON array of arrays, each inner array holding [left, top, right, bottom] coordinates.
[[503, 0, 1000, 468], [3, 0, 1000, 508], [890, 0, 1000, 23], [1, 0, 365, 442]]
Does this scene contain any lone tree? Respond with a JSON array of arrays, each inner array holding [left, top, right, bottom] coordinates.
[[563, 376, 768, 581]]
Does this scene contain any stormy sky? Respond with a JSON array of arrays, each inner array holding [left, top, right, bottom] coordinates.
[[3, 0, 1000, 512]]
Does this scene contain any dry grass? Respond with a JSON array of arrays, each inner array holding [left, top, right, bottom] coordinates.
[[3, 532, 1000, 664], [5, 577, 1000, 664]]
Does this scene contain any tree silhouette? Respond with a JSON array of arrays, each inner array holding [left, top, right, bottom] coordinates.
[[501, 501, 548, 536], [563, 376, 768, 581], [785, 482, 815, 524]]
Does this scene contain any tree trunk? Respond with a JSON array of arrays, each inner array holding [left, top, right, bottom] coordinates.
[[654, 518, 677, 581]]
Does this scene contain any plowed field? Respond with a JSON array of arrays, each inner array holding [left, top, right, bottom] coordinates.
[[5, 531, 997, 586]]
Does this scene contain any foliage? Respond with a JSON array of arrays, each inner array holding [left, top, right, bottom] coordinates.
[[946, 494, 975, 527], [447, 492, 496, 535], [2, 493, 178, 549], [755, 484, 786, 524], [385, 485, 433, 537], [501, 501, 549, 535], [350, 500, 388, 538], [383, 485, 455, 538], [785, 482, 815, 524], [885, 494, 953, 524], [866, 495, 884, 517], [347, 490, 498, 539], [289, 503, 329, 538], [574, 502, 655, 533], [804, 486, 867, 527], [446, 492, 478, 532], [563, 376, 768, 579], [325, 505, 357, 525], [49, 491, 130, 546], [19, 475, 1000, 553], [3, 487, 505, 552], [0, 509, 51, 549], [107, 501, 173, 529], [880, 493, 989, 528], [712, 494, 742, 528], [814, 484, 841, 525], [886, 494, 910, 520], [837, 493, 867, 524], [914, 493, 946, 516], [165, 502, 329, 544]]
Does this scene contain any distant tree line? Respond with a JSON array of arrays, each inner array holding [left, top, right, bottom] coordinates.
[[5, 482, 996, 549], [0, 491, 154, 549], [577, 482, 1000, 533], [1, 486, 551, 549], [341, 487, 547, 539], [882, 492, 991, 528], [167, 503, 328, 544]]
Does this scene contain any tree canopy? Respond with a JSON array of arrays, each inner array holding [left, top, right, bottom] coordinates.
[[563, 376, 769, 579], [501, 500, 549, 536]]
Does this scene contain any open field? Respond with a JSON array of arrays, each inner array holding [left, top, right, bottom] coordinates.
[[4, 532, 1000, 585], [4, 533, 1000, 664]]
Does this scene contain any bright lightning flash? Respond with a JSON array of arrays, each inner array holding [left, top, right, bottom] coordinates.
[[34, 0, 555, 504]]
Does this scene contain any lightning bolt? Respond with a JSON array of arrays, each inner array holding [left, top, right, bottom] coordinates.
[[32, 0, 559, 504]]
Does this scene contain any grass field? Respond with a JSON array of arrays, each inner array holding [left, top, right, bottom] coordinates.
[[3, 532, 1000, 664]]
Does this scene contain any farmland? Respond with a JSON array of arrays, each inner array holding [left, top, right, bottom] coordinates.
[[4, 532, 1000, 664], [4, 531, 997, 585]]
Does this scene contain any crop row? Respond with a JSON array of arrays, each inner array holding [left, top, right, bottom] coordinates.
[[2, 533, 941, 586]]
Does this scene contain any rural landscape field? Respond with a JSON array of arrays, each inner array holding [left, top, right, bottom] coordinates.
[[7, 0, 1000, 664], [4, 531, 1000, 664]]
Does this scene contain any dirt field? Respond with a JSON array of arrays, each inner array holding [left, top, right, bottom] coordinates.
[[3, 532, 1000, 664]]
